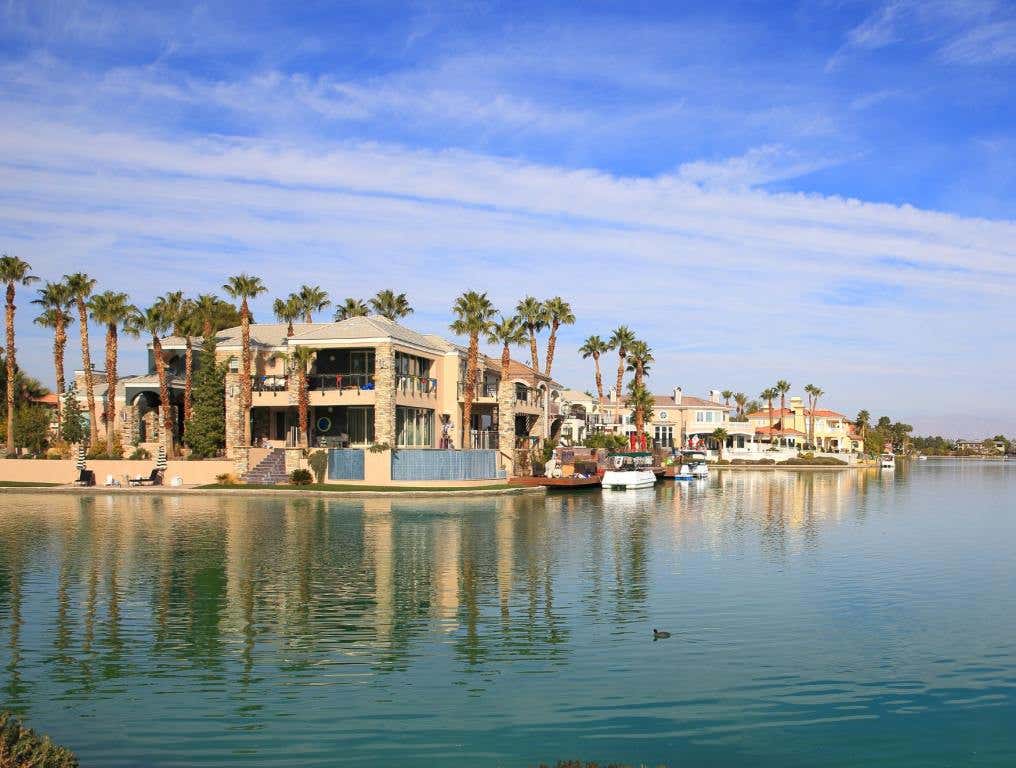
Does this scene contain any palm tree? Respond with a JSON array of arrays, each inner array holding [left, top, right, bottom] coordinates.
[[87, 290, 131, 446], [0, 256, 38, 453], [515, 296, 546, 371], [804, 384, 824, 448], [370, 290, 412, 322], [333, 297, 369, 321], [760, 387, 777, 443], [625, 381, 655, 441], [450, 291, 496, 449], [486, 316, 527, 451], [608, 325, 636, 423], [578, 335, 609, 405], [64, 273, 98, 444], [733, 392, 748, 420], [125, 302, 174, 453], [289, 346, 316, 447], [32, 281, 75, 432], [273, 296, 301, 337], [855, 409, 871, 442], [711, 427, 729, 461], [175, 299, 204, 423], [721, 390, 733, 409], [192, 293, 238, 338], [223, 274, 267, 447], [626, 340, 654, 388], [542, 296, 575, 378], [774, 379, 791, 445], [296, 285, 330, 323]]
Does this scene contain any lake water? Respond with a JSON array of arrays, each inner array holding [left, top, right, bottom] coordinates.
[[1, 460, 1014, 767]]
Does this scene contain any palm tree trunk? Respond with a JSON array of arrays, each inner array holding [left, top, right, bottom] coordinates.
[[633, 364, 644, 437], [77, 299, 98, 445], [104, 323, 118, 448], [615, 354, 625, 423], [528, 328, 539, 371], [811, 395, 819, 448], [298, 370, 308, 447], [5, 282, 15, 454], [303, 310, 312, 324], [153, 336, 174, 453], [779, 393, 786, 444], [53, 319, 67, 432], [462, 334, 478, 449], [593, 354, 604, 405], [544, 321, 559, 377], [184, 336, 193, 423], [240, 301, 251, 446]]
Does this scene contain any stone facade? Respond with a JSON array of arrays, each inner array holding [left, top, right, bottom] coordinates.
[[224, 371, 244, 455], [497, 380, 516, 475], [373, 342, 396, 445]]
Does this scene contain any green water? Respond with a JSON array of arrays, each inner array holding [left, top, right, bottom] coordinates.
[[1, 460, 1014, 766]]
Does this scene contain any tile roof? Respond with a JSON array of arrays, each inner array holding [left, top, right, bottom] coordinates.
[[755, 426, 806, 436], [289, 315, 441, 350], [653, 394, 726, 408]]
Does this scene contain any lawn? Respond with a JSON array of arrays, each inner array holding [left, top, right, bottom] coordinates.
[[0, 481, 61, 487], [197, 482, 513, 493]]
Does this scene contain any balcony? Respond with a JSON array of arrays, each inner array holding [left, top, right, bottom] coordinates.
[[309, 373, 374, 391], [251, 374, 288, 393], [470, 429, 499, 449], [397, 374, 438, 397], [457, 381, 500, 401], [514, 388, 542, 411]]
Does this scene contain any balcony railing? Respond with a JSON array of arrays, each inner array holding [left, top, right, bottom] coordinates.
[[309, 373, 374, 391], [251, 375, 288, 392], [470, 429, 499, 449], [457, 381, 499, 399], [397, 374, 438, 396], [514, 389, 541, 408]]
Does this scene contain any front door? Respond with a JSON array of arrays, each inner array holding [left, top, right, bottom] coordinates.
[[274, 411, 287, 441]]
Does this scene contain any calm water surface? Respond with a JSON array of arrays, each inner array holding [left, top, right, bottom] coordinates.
[[1, 460, 1014, 766]]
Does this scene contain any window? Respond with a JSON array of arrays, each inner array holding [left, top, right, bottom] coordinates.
[[396, 406, 434, 447], [395, 352, 432, 379], [654, 425, 674, 447], [696, 411, 716, 423], [346, 406, 375, 445]]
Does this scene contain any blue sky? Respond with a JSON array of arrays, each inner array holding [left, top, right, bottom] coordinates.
[[1, 0, 1014, 435]]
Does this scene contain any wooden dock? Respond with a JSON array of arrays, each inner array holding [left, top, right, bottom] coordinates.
[[508, 476, 602, 490]]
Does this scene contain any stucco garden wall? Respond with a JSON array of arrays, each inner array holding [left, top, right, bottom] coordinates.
[[0, 459, 235, 486]]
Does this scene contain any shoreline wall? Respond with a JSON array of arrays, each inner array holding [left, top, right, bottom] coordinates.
[[0, 459, 235, 486]]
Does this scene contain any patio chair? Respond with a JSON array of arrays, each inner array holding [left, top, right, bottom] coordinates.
[[104, 474, 121, 487], [137, 468, 164, 486], [73, 469, 96, 487]]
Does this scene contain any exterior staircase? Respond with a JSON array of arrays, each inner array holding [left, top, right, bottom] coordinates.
[[243, 449, 289, 485]]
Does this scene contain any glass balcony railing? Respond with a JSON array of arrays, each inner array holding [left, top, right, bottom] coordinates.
[[309, 373, 374, 391], [457, 381, 500, 399], [397, 374, 438, 395]]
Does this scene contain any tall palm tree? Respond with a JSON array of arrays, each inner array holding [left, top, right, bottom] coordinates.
[[370, 290, 412, 322], [542, 296, 575, 378], [64, 273, 98, 444], [289, 346, 316, 447], [721, 390, 733, 409], [805, 384, 824, 448], [775, 380, 791, 439], [450, 291, 496, 449], [515, 296, 546, 371], [125, 302, 174, 453], [223, 274, 267, 447], [578, 335, 609, 405], [87, 290, 131, 446], [32, 280, 75, 431], [485, 315, 528, 386], [760, 387, 777, 442], [175, 299, 203, 424], [273, 296, 301, 337], [733, 392, 748, 420], [711, 427, 729, 461], [296, 285, 331, 323], [626, 340, 654, 388], [333, 297, 369, 321], [0, 256, 38, 453], [855, 409, 871, 443], [608, 325, 636, 423]]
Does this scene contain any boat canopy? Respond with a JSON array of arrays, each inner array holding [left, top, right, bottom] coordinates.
[[607, 451, 653, 458]]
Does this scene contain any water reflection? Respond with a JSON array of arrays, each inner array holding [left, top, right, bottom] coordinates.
[[0, 462, 1013, 767]]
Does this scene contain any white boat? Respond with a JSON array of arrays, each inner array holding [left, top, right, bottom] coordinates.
[[673, 464, 694, 481], [880, 454, 895, 470], [603, 452, 657, 490], [690, 460, 709, 478], [917, 455, 928, 461]]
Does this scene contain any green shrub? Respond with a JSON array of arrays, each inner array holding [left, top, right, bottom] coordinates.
[[307, 451, 328, 484], [289, 468, 313, 485], [128, 447, 151, 461], [0, 711, 78, 768], [214, 473, 239, 485]]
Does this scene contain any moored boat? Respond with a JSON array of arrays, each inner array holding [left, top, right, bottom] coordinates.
[[880, 454, 896, 470], [602, 452, 657, 490]]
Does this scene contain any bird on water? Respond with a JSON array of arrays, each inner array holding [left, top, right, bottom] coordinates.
[[653, 629, 671, 640]]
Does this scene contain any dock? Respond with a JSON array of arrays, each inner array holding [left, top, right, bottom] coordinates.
[[508, 476, 602, 490]]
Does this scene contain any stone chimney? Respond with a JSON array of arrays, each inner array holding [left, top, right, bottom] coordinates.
[[790, 396, 803, 411], [609, 387, 617, 403], [672, 386, 682, 405], [709, 389, 722, 404]]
